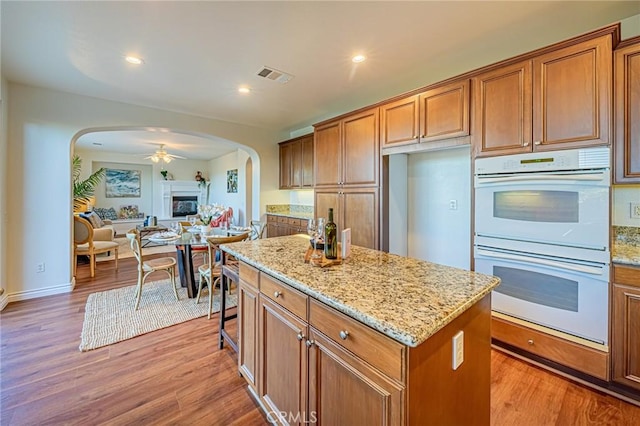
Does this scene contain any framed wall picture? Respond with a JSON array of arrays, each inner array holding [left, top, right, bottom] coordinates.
[[105, 169, 141, 198], [227, 169, 238, 193]]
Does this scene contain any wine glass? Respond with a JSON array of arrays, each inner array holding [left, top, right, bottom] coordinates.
[[189, 216, 197, 228], [307, 219, 321, 259]]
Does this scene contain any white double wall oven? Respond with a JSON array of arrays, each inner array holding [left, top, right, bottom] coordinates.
[[474, 147, 610, 349]]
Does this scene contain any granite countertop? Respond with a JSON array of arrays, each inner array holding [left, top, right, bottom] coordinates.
[[265, 212, 314, 220], [613, 226, 640, 267], [221, 235, 500, 347]]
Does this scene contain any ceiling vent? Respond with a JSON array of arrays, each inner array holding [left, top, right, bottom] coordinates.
[[256, 66, 294, 84]]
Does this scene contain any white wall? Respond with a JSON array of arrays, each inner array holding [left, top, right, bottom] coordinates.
[[0, 75, 7, 307], [289, 190, 314, 206], [388, 155, 408, 256], [406, 147, 471, 270], [209, 149, 251, 226], [5, 83, 284, 302]]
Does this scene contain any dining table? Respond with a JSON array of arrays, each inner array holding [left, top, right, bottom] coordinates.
[[148, 226, 251, 298]]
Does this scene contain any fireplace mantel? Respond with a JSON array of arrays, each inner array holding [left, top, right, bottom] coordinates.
[[160, 181, 205, 219]]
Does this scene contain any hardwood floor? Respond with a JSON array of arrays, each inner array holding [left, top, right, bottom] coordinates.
[[2, 256, 640, 425]]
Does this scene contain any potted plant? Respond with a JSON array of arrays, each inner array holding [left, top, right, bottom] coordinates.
[[73, 154, 106, 212]]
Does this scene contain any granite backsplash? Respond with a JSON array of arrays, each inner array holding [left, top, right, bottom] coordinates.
[[266, 204, 314, 215]]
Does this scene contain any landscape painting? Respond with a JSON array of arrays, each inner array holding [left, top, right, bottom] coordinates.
[[105, 169, 141, 198]]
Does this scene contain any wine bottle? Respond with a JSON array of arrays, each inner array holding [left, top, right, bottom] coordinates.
[[324, 208, 338, 259]]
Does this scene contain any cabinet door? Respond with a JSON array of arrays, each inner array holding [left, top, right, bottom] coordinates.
[[615, 37, 640, 183], [380, 95, 420, 147], [238, 279, 259, 392], [308, 329, 403, 426], [290, 140, 303, 188], [342, 108, 379, 187], [473, 60, 532, 157], [314, 121, 341, 187], [419, 79, 470, 143], [314, 190, 341, 228], [612, 266, 640, 391], [301, 136, 314, 187], [342, 188, 378, 250], [532, 35, 611, 150], [279, 142, 292, 189], [258, 297, 308, 425]]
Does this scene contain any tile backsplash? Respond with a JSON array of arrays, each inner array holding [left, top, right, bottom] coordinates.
[[266, 204, 314, 215]]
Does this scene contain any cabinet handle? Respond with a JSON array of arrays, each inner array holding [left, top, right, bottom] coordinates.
[[523, 142, 530, 147], [305, 339, 314, 347], [339, 330, 349, 340], [534, 141, 541, 146], [420, 134, 425, 138], [527, 339, 534, 346], [413, 135, 418, 139], [274, 291, 281, 298], [297, 332, 304, 341]]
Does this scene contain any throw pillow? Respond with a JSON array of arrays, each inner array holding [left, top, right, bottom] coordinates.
[[81, 212, 104, 228]]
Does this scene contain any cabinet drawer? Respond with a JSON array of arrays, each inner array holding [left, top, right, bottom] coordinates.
[[613, 264, 640, 288], [239, 262, 259, 289], [288, 218, 301, 227], [277, 216, 288, 223], [492, 315, 609, 381], [260, 273, 308, 319], [266, 214, 278, 223], [309, 299, 405, 381]]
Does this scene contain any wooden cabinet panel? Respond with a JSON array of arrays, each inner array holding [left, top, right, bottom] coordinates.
[[238, 279, 259, 391], [532, 35, 611, 150], [314, 188, 378, 249], [473, 60, 532, 157], [492, 315, 609, 380], [615, 37, 640, 183], [380, 95, 419, 147], [314, 121, 341, 187], [258, 296, 308, 425], [309, 298, 404, 381], [279, 134, 314, 189], [308, 329, 403, 426], [420, 79, 470, 143], [612, 265, 640, 391], [342, 108, 379, 186], [301, 136, 314, 187]]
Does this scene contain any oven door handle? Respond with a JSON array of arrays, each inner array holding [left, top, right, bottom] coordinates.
[[476, 249, 605, 276], [476, 172, 606, 185]]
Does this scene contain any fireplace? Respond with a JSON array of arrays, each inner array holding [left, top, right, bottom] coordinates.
[[172, 195, 198, 217]]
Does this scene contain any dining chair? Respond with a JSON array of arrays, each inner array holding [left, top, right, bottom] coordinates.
[[127, 229, 179, 310], [250, 220, 266, 240], [73, 216, 120, 278], [197, 232, 250, 319]]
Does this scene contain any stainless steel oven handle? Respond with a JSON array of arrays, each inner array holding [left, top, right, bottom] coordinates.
[[476, 172, 605, 184], [476, 249, 605, 276]]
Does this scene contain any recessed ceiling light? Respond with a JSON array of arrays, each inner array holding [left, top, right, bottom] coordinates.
[[238, 86, 251, 94], [125, 55, 144, 65], [352, 54, 366, 63]]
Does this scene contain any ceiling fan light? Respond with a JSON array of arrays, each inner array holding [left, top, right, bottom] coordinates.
[[150, 155, 159, 163], [164, 156, 172, 164]]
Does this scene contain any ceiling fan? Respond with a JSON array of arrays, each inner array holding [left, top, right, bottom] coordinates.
[[143, 144, 186, 164]]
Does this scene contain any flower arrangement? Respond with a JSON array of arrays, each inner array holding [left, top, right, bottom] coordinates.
[[197, 203, 225, 226]]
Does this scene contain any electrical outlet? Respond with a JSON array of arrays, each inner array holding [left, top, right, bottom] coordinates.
[[631, 203, 640, 219], [449, 200, 458, 210], [452, 330, 464, 370], [36, 263, 45, 273]]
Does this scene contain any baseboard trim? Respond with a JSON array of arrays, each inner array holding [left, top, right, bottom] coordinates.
[[4, 280, 76, 307]]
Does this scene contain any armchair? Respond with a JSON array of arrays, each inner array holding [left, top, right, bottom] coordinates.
[[74, 216, 119, 277]]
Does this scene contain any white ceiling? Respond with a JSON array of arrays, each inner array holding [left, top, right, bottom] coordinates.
[[2, 1, 639, 159]]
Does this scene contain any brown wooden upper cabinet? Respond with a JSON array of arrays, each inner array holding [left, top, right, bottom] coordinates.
[[474, 34, 612, 157], [279, 133, 314, 189], [614, 36, 640, 183], [380, 79, 470, 148], [314, 108, 379, 188]]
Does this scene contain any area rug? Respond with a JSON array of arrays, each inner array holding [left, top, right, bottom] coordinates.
[[79, 279, 237, 351], [95, 237, 175, 262]]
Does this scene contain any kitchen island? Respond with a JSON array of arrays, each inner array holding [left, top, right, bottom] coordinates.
[[222, 235, 500, 425]]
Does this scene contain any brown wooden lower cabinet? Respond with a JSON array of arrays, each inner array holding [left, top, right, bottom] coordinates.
[[238, 262, 492, 425], [612, 264, 640, 391], [266, 214, 309, 238], [491, 315, 609, 381]]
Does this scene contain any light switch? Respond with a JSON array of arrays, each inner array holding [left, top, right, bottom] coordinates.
[[631, 203, 640, 219], [452, 331, 464, 370]]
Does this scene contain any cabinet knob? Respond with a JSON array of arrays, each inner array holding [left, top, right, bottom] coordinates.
[[420, 134, 425, 138], [534, 141, 541, 146], [339, 330, 349, 340], [527, 339, 534, 346], [413, 135, 418, 139], [274, 291, 281, 298], [523, 142, 530, 147], [305, 339, 314, 347], [297, 332, 304, 341]]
